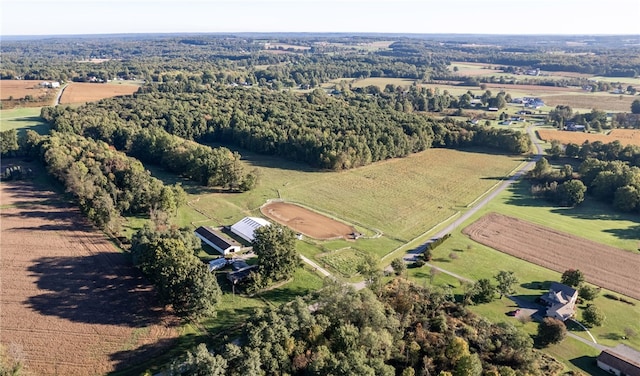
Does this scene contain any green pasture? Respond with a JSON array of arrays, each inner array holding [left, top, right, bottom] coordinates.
[[176, 147, 524, 244], [0, 107, 49, 134], [478, 179, 640, 251], [347, 77, 418, 89], [590, 76, 640, 86]]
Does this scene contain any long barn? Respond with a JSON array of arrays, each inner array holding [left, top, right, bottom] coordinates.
[[194, 226, 241, 255], [230, 217, 270, 243]]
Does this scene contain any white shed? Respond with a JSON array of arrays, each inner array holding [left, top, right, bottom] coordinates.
[[230, 217, 270, 243]]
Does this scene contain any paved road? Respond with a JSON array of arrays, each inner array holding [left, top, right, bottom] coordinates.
[[301, 125, 545, 291], [414, 125, 544, 253]]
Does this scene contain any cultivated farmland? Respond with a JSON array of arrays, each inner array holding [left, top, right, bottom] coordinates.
[[0, 80, 56, 108], [59, 82, 140, 104], [261, 201, 356, 240], [0, 171, 178, 375], [463, 212, 640, 300], [537, 128, 640, 147]]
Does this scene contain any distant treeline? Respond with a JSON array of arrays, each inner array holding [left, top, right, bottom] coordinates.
[[41, 82, 530, 170], [2, 34, 638, 85]]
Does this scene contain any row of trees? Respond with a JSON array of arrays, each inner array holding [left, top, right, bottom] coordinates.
[[23, 131, 187, 231], [40, 105, 257, 190], [168, 279, 564, 375]]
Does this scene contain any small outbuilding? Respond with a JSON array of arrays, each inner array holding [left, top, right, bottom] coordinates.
[[194, 226, 241, 255], [208, 258, 228, 271], [230, 216, 271, 243], [597, 344, 640, 376]]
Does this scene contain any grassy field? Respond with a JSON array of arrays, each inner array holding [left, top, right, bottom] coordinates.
[[0, 107, 49, 134], [174, 147, 525, 245]]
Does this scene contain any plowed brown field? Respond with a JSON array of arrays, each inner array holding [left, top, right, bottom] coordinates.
[[537, 129, 640, 147], [0, 169, 178, 375], [261, 201, 355, 240], [59, 82, 139, 104], [463, 213, 640, 300]]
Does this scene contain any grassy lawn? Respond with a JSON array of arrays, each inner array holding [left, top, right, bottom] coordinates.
[[0, 107, 50, 134]]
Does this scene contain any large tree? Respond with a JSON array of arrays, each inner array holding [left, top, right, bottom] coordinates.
[[582, 305, 605, 327], [561, 269, 584, 287], [494, 271, 518, 298], [631, 99, 640, 114], [536, 317, 567, 347], [131, 226, 221, 318], [252, 223, 299, 287]]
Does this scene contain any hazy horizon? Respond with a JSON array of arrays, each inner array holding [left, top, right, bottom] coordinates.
[[2, 0, 639, 37]]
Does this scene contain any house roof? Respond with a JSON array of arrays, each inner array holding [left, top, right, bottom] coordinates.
[[598, 345, 640, 376], [230, 216, 270, 242], [195, 226, 240, 251], [545, 282, 577, 304], [547, 303, 575, 320], [227, 265, 258, 284]]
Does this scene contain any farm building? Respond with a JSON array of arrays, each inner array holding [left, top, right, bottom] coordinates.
[[227, 265, 258, 285], [540, 282, 578, 321], [597, 344, 640, 376], [230, 216, 271, 243], [208, 258, 228, 271], [194, 226, 241, 255]]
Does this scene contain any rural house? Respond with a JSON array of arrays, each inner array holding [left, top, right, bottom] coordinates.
[[194, 226, 241, 255], [540, 282, 578, 321], [597, 344, 640, 376], [230, 216, 271, 243]]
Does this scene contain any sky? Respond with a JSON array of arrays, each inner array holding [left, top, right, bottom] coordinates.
[[2, 0, 639, 36]]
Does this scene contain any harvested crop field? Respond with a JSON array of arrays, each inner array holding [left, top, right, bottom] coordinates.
[[463, 212, 640, 300], [261, 201, 356, 240], [541, 93, 636, 112], [537, 129, 640, 147], [0, 169, 178, 375], [59, 82, 139, 104], [0, 80, 56, 107]]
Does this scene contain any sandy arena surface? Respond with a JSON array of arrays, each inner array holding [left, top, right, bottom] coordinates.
[[463, 212, 640, 300], [261, 201, 356, 240], [0, 172, 178, 375]]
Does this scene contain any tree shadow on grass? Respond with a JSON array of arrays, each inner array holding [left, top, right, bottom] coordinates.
[[570, 356, 610, 376], [108, 336, 183, 376], [26, 253, 168, 327]]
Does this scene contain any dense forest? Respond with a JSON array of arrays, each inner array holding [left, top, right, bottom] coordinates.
[[167, 279, 564, 376], [40, 81, 530, 170]]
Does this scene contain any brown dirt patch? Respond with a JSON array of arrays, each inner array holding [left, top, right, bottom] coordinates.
[[0, 80, 55, 108], [261, 201, 356, 240], [537, 129, 640, 147], [0, 164, 179, 375], [463, 212, 640, 300], [60, 83, 139, 104], [541, 93, 637, 112]]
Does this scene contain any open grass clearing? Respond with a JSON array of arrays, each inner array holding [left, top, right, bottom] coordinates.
[[186, 147, 523, 242], [590, 76, 640, 86], [0, 107, 50, 134], [318, 248, 367, 278], [449, 62, 504, 76]]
